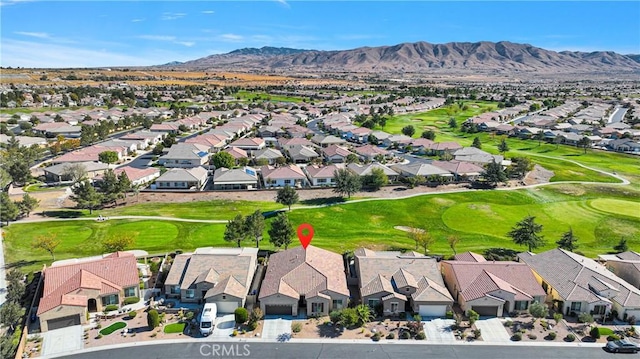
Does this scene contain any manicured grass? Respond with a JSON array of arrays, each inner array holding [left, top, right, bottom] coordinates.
[[598, 327, 614, 336], [233, 90, 307, 103], [164, 322, 186, 334], [24, 182, 69, 193], [99, 322, 126, 336]]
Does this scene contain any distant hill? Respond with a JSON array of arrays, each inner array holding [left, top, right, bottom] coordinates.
[[627, 54, 640, 63], [158, 61, 184, 66], [176, 41, 640, 74]]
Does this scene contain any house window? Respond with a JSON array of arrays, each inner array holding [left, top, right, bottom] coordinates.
[[101, 294, 118, 306], [570, 302, 582, 312], [124, 287, 136, 298], [222, 295, 226, 300], [391, 302, 399, 313], [514, 301, 529, 311], [318, 178, 326, 183], [368, 299, 380, 307], [170, 286, 180, 295], [311, 302, 324, 313], [593, 305, 606, 315], [332, 299, 343, 310], [284, 179, 291, 184], [186, 289, 195, 299]]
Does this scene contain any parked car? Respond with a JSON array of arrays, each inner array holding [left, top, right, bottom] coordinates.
[[605, 339, 640, 353]]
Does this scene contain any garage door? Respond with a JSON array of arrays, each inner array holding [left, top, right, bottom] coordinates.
[[471, 306, 499, 316], [47, 315, 81, 331], [215, 302, 239, 314], [264, 305, 293, 316], [419, 305, 447, 317]]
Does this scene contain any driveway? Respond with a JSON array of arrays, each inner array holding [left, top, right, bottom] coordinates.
[[41, 325, 83, 356], [210, 314, 236, 339], [262, 317, 292, 341], [422, 318, 456, 342], [474, 318, 511, 342]]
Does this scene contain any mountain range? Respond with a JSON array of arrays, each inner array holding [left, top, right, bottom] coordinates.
[[172, 41, 640, 74]]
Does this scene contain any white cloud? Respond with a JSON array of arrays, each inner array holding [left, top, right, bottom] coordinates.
[[219, 34, 244, 42], [275, 0, 290, 8], [175, 41, 195, 47], [0, 0, 34, 7], [131, 18, 145, 23], [14, 31, 50, 39], [137, 35, 177, 42], [161, 12, 186, 21], [201, 10, 214, 14]]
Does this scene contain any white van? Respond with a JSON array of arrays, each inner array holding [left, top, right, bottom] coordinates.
[[199, 303, 217, 336]]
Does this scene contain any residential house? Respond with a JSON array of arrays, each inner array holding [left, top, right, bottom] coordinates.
[[164, 247, 258, 313], [431, 160, 484, 182], [110, 166, 160, 187], [159, 143, 210, 168], [347, 163, 399, 182], [228, 138, 266, 155], [278, 137, 316, 151], [598, 252, 640, 289], [519, 249, 640, 320], [453, 147, 504, 166], [253, 148, 285, 165], [153, 166, 209, 190], [441, 259, 546, 316], [43, 161, 109, 183], [185, 133, 227, 152], [608, 139, 640, 153], [382, 134, 412, 148], [354, 145, 391, 162], [311, 134, 346, 148], [391, 162, 453, 181], [322, 145, 352, 163], [258, 245, 349, 316], [286, 145, 319, 164], [37, 252, 139, 331], [304, 164, 344, 187], [425, 142, 463, 156], [120, 131, 165, 146], [260, 164, 309, 188], [352, 248, 454, 317], [224, 147, 249, 166], [212, 167, 259, 190]]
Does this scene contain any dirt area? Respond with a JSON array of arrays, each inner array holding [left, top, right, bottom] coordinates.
[[293, 316, 429, 342], [524, 164, 554, 186]]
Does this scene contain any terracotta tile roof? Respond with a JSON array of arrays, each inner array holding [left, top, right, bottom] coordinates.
[[259, 245, 348, 300], [382, 292, 407, 301], [225, 147, 248, 159], [113, 166, 160, 183], [454, 251, 487, 262], [205, 274, 246, 299], [354, 145, 389, 156], [305, 164, 344, 179], [322, 145, 352, 158], [412, 277, 454, 302], [362, 274, 395, 297], [392, 268, 418, 289], [38, 252, 138, 315], [260, 164, 307, 180], [230, 137, 265, 147]]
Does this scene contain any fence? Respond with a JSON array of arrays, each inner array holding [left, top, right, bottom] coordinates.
[[14, 265, 45, 359]]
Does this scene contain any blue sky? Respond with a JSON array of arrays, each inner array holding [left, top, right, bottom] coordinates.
[[1, 1, 639, 68]]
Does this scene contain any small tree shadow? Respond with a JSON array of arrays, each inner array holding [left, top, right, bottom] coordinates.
[[300, 197, 345, 206], [42, 210, 85, 218]]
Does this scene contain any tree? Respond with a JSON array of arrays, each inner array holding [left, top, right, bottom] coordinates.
[[345, 153, 359, 164], [98, 150, 119, 165], [448, 117, 457, 129], [98, 169, 121, 205], [467, 309, 480, 326], [32, 234, 60, 261], [613, 238, 628, 253], [507, 215, 545, 252], [362, 167, 388, 191], [6, 269, 25, 304], [355, 304, 373, 327], [0, 192, 19, 225], [401, 125, 415, 137], [0, 301, 24, 331], [224, 214, 247, 247], [17, 193, 39, 217], [408, 227, 434, 255], [6, 161, 31, 185], [268, 212, 294, 249], [103, 234, 135, 253], [211, 151, 235, 169], [61, 163, 88, 183], [529, 302, 549, 323], [447, 235, 460, 255], [497, 138, 509, 154], [275, 185, 299, 211], [245, 210, 265, 248], [117, 171, 132, 197], [378, 117, 387, 130], [333, 168, 361, 198], [147, 309, 160, 329], [408, 227, 425, 250], [234, 307, 249, 324], [577, 137, 590, 154], [481, 160, 508, 187], [509, 156, 533, 179], [534, 131, 545, 146], [556, 227, 578, 252], [421, 130, 436, 140], [70, 180, 104, 214], [472, 137, 482, 149]]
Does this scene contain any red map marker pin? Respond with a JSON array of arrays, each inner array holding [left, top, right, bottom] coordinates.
[[297, 223, 314, 250]]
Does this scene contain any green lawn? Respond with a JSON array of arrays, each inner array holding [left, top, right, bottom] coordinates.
[[24, 182, 70, 193], [164, 322, 186, 334], [99, 322, 126, 336], [233, 90, 307, 103]]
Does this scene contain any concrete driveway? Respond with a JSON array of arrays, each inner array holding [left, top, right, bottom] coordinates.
[[262, 317, 292, 341], [210, 314, 236, 338], [474, 318, 511, 342], [41, 325, 83, 356], [423, 318, 456, 342]]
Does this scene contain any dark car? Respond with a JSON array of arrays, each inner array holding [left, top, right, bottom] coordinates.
[[605, 339, 640, 353]]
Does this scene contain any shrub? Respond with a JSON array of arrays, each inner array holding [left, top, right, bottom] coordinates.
[[95, 323, 102, 329], [339, 307, 359, 328], [234, 308, 249, 324], [578, 313, 594, 324], [590, 326, 601, 339], [149, 261, 160, 274], [504, 320, 513, 327], [400, 330, 411, 339], [565, 334, 576, 342], [96, 334, 102, 339], [547, 332, 557, 340], [540, 320, 549, 330], [147, 309, 160, 329], [473, 329, 482, 339], [123, 297, 140, 305], [104, 304, 118, 312], [467, 310, 479, 325], [416, 331, 426, 340], [371, 332, 381, 341], [247, 320, 258, 331], [291, 322, 302, 333], [607, 334, 621, 341], [232, 329, 238, 337], [528, 334, 537, 340], [386, 332, 395, 339], [330, 310, 342, 325], [445, 311, 454, 319], [511, 333, 522, 341], [185, 311, 194, 321], [628, 316, 637, 325], [128, 311, 137, 319], [553, 313, 563, 325]]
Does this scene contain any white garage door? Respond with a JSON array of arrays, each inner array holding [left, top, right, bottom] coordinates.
[[419, 305, 447, 317], [215, 302, 239, 314]]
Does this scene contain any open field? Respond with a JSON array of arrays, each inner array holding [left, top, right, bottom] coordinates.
[[5, 184, 639, 274], [233, 90, 307, 103]]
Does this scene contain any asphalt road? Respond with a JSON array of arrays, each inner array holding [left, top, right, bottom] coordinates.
[[62, 342, 613, 359]]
